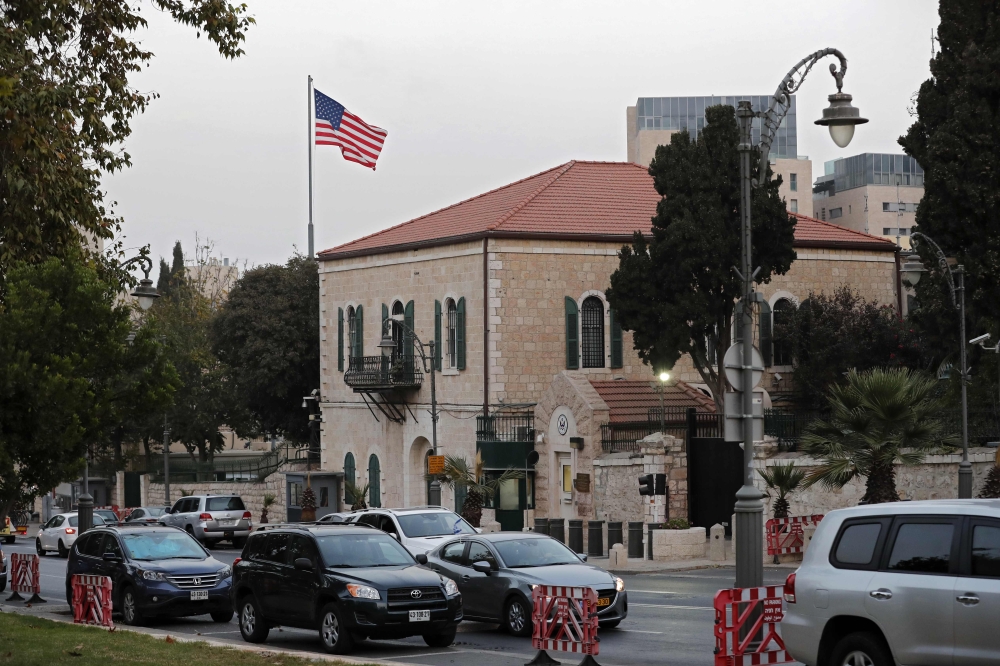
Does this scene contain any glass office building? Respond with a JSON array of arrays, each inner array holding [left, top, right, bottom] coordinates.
[[635, 95, 798, 159], [829, 153, 923, 193]]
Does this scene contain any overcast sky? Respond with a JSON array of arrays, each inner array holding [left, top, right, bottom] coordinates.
[[106, 0, 941, 271]]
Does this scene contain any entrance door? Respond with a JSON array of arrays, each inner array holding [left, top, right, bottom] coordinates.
[[688, 437, 742, 535], [495, 478, 523, 532], [313, 478, 338, 520], [124, 473, 141, 508], [557, 454, 574, 521]]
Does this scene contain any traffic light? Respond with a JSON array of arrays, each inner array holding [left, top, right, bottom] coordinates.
[[654, 473, 667, 496], [638, 474, 654, 496]]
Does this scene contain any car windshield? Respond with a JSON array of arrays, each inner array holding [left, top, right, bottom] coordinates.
[[121, 531, 206, 561], [396, 512, 476, 538], [316, 533, 415, 568], [494, 538, 582, 568], [206, 497, 245, 511], [144, 508, 166, 517], [67, 515, 105, 527]]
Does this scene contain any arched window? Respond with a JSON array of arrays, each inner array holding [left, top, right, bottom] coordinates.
[[368, 454, 381, 508], [391, 301, 404, 359], [446, 299, 458, 368], [772, 299, 795, 366], [581, 296, 605, 368], [344, 453, 356, 505]]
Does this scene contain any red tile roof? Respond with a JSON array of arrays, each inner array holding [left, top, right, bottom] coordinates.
[[590, 379, 717, 423], [319, 161, 896, 259]]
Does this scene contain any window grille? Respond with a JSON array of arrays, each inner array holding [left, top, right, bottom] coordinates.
[[447, 300, 457, 367], [581, 296, 605, 368], [347, 306, 357, 357], [391, 301, 404, 359]]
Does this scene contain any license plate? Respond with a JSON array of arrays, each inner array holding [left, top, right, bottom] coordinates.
[[219, 519, 236, 526], [190, 590, 208, 601], [408, 610, 430, 622], [597, 597, 611, 607]]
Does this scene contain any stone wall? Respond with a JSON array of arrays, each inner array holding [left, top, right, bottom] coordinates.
[[593, 434, 687, 524], [146, 473, 286, 523]]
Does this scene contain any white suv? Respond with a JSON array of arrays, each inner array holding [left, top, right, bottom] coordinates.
[[349, 507, 479, 555], [782, 499, 1000, 666]]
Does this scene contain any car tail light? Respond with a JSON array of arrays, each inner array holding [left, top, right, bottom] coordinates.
[[233, 557, 242, 566], [783, 573, 796, 603], [199, 513, 212, 520], [65, 528, 76, 535], [242, 511, 251, 519]]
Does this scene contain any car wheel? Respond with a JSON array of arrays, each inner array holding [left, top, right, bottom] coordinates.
[[36, 538, 45, 556], [318, 603, 354, 654], [4, 536, 13, 544], [233, 537, 247, 550], [503, 596, 532, 637], [423, 625, 457, 648], [601, 620, 621, 629], [238, 596, 269, 643], [66, 583, 73, 607], [57, 539, 68, 558], [830, 631, 893, 666], [211, 609, 234, 623], [121, 587, 144, 626], [0, 577, 6, 594], [204, 540, 218, 550]]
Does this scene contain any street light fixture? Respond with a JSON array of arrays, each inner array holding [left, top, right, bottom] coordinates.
[[123, 256, 159, 311], [734, 48, 863, 592], [906, 231, 973, 498]]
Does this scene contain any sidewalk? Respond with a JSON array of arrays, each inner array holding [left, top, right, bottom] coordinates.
[[589, 556, 799, 575]]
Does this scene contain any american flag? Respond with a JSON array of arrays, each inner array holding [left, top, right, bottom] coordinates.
[[314, 89, 387, 170]]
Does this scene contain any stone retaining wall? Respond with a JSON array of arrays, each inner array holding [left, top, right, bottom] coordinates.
[[593, 433, 687, 523]]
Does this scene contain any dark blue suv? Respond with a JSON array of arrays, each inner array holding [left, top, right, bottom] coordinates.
[[66, 525, 233, 625]]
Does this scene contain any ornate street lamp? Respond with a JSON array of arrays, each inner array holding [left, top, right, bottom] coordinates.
[[734, 48, 864, 591], [124, 256, 159, 311], [903, 232, 972, 498]]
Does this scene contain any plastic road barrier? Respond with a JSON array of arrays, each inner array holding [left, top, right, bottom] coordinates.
[[6, 553, 45, 603], [526, 585, 601, 666], [765, 514, 823, 556], [72, 575, 114, 628], [713, 585, 791, 666]]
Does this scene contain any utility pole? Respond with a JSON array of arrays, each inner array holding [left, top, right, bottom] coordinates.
[[163, 414, 171, 506]]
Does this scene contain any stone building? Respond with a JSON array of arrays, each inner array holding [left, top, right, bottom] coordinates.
[[316, 160, 901, 530]]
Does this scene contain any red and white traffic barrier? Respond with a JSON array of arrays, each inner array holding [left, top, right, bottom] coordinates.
[[765, 514, 823, 556], [713, 585, 791, 666], [72, 575, 114, 628], [528, 585, 601, 666], [6, 553, 45, 603]]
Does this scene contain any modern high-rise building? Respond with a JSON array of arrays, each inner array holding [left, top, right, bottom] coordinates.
[[626, 95, 813, 217], [812, 152, 924, 249]]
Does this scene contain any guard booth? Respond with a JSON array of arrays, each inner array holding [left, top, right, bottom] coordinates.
[[477, 410, 536, 531], [285, 472, 343, 521]]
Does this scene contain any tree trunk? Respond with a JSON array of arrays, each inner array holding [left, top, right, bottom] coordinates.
[[462, 490, 484, 527], [773, 495, 790, 519], [863, 458, 899, 504]]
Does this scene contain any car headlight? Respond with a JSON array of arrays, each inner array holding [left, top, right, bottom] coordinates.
[[346, 584, 380, 600], [217, 565, 232, 579], [443, 579, 460, 597], [614, 576, 625, 592], [140, 569, 166, 581]]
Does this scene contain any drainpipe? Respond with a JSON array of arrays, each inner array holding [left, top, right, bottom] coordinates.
[[483, 236, 489, 414]]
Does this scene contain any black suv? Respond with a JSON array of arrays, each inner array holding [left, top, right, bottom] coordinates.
[[231, 524, 462, 654]]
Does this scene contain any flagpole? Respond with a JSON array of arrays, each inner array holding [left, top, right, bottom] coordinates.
[[307, 74, 315, 258]]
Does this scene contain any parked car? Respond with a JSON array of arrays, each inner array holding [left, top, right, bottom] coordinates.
[[159, 495, 251, 548], [36, 512, 107, 557], [350, 507, 478, 554], [425, 532, 627, 636], [66, 525, 233, 625], [94, 509, 120, 524], [0, 544, 7, 593], [315, 512, 353, 524], [231, 524, 463, 654], [782, 499, 1000, 666], [124, 507, 167, 524]]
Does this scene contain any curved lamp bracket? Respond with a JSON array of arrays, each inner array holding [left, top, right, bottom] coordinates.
[[910, 231, 959, 309]]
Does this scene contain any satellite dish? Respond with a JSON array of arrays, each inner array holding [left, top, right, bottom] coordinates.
[[526, 451, 540, 466], [723, 343, 764, 390]]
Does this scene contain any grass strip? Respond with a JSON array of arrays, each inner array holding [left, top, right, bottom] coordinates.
[[0, 611, 368, 666]]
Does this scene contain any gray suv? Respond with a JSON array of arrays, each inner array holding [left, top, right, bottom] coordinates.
[[159, 495, 251, 548], [782, 499, 1000, 666]]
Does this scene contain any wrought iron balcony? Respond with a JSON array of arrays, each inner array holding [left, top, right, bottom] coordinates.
[[476, 413, 534, 469], [344, 355, 423, 391]]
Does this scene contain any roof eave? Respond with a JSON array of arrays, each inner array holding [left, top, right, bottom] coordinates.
[[793, 239, 896, 252]]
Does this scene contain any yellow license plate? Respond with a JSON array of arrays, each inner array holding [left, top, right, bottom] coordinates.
[[597, 597, 611, 607]]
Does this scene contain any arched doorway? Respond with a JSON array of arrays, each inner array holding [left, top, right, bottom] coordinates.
[[368, 454, 381, 508]]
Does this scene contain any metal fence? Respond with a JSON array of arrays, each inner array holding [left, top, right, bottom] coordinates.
[[140, 442, 312, 483], [344, 355, 423, 389], [476, 413, 535, 443], [600, 408, 720, 453]]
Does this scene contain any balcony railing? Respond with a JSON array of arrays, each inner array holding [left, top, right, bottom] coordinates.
[[344, 355, 423, 390], [476, 413, 534, 469]]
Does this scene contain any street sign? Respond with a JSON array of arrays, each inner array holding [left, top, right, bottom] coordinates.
[[722, 343, 764, 390], [427, 455, 445, 475], [723, 390, 764, 443]]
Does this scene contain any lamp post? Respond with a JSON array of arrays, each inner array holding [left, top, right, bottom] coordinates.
[[377, 317, 439, 495], [651, 372, 670, 434], [734, 49, 867, 591], [902, 233, 972, 498], [80, 255, 161, 534]]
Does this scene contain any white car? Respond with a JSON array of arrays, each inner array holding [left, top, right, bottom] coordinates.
[[36, 512, 106, 558], [782, 499, 1000, 666], [350, 507, 479, 555]]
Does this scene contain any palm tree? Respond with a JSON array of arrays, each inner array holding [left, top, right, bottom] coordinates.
[[801, 367, 954, 504], [758, 462, 806, 519], [260, 492, 276, 523], [434, 451, 522, 527], [344, 481, 370, 511]]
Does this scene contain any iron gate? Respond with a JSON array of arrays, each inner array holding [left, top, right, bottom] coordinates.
[[688, 437, 743, 536]]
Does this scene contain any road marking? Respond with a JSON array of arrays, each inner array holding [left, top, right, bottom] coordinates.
[[379, 650, 469, 660], [191, 630, 241, 636], [629, 603, 712, 611], [627, 589, 682, 595], [618, 629, 664, 634]]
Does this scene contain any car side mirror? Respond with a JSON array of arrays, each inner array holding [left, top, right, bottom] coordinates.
[[578, 554, 588, 562], [415, 553, 428, 565], [472, 561, 492, 575], [102, 552, 120, 562], [293, 557, 315, 571], [475, 528, 483, 534]]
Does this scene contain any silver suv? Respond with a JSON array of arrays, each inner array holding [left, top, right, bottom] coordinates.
[[348, 507, 479, 555], [159, 495, 251, 548], [782, 499, 1000, 666]]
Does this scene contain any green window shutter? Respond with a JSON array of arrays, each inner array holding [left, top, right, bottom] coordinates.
[[609, 307, 623, 368], [404, 300, 415, 362], [356, 305, 363, 356], [337, 308, 344, 371], [344, 453, 356, 504], [760, 300, 773, 367], [565, 297, 579, 369], [434, 300, 442, 371], [368, 454, 381, 508], [456, 297, 466, 370]]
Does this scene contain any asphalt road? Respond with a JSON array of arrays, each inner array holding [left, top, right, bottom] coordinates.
[[2, 538, 794, 666]]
